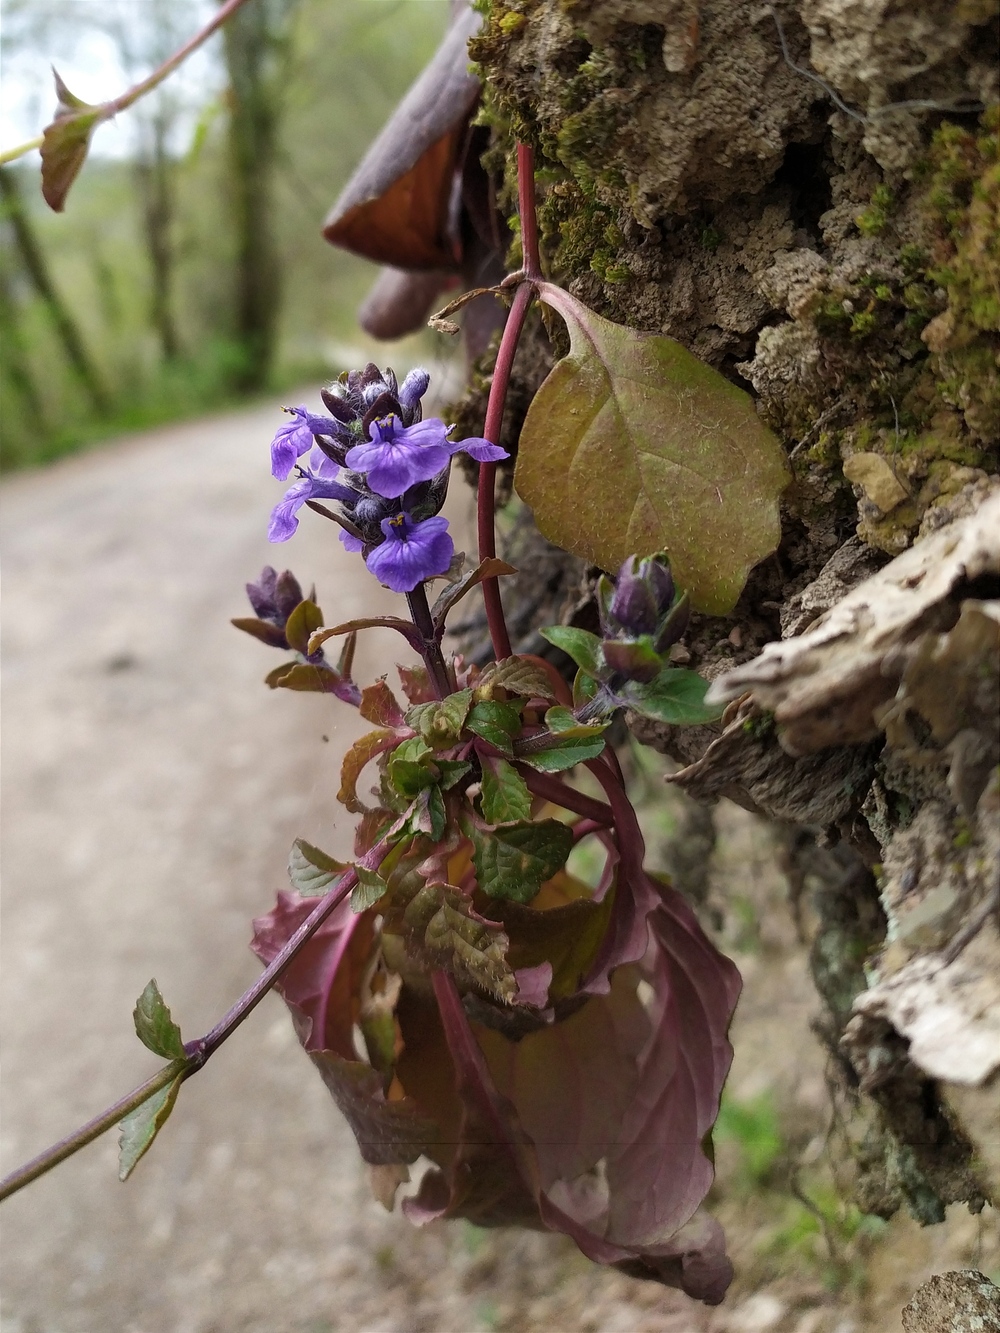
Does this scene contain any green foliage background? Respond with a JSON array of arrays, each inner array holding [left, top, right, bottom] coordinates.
[[0, 0, 450, 469]]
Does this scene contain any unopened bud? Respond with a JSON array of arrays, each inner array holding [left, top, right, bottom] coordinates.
[[608, 558, 659, 636]]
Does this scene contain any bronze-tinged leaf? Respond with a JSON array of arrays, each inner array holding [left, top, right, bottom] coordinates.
[[41, 104, 103, 213], [266, 663, 337, 693], [284, 599, 324, 654], [360, 678, 406, 728], [398, 664, 436, 704], [383, 881, 516, 1003], [430, 558, 517, 630], [339, 729, 399, 813], [477, 656, 560, 702], [322, 7, 482, 269], [515, 284, 790, 615], [231, 616, 288, 649], [497, 889, 616, 1001]]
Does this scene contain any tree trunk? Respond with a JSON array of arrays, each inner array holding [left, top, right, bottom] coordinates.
[[134, 107, 180, 362], [222, 0, 290, 392], [467, 0, 1000, 1225], [0, 168, 110, 415]]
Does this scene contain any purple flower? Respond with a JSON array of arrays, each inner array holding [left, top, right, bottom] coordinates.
[[268, 448, 360, 543], [365, 512, 454, 592], [346, 415, 509, 499], [270, 407, 347, 480]]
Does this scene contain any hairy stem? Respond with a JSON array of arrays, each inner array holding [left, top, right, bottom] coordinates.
[[405, 584, 452, 700]]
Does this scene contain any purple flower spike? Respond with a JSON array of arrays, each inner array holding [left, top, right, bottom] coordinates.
[[365, 512, 454, 593], [270, 406, 345, 480], [268, 448, 359, 543], [346, 415, 452, 498]]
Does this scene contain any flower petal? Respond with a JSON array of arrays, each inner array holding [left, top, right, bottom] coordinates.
[[448, 435, 509, 463], [366, 514, 454, 592]]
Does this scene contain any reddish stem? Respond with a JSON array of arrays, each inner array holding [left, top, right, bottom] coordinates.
[[520, 767, 613, 826], [477, 141, 543, 661]]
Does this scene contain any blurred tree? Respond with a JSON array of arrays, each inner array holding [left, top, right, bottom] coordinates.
[[0, 167, 110, 412], [222, 0, 298, 391]]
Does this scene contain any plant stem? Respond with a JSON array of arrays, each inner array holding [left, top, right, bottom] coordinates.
[[110, 0, 254, 118], [405, 584, 452, 700], [519, 768, 613, 826], [0, 136, 44, 167], [0, 853, 372, 1203], [476, 140, 544, 662], [0, 1061, 185, 1203]]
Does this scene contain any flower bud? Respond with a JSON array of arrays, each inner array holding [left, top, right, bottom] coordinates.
[[608, 558, 660, 636]]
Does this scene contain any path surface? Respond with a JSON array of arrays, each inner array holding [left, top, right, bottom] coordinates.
[[2, 403, 995, 1333]]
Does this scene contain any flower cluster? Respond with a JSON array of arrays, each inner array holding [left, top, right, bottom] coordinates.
[[267, 363, 507, 593]]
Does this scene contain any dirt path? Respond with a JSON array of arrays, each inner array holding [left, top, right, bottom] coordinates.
[[1, 403, 996, 1333]]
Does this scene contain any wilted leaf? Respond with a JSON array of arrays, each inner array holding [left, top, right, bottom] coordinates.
[[352, 865, 389, 913], [477, 656, 561, 701], [472, 820, 573, 903], [466, 700, 522, 757], [431, 558, 517, 629], [539, 626, 604, 675], [132, 979, 185, 1060], [283, 599, 324, 654], [118, 1068, 184, 1180], [360, 678, 405, 727], [620, 668, 723, 726], [288, 838, 346, 896], [516, 284, 789, 615], [339, 729, 398, 812], [40, 73, 106, 212], [480, 757, 532, 825]]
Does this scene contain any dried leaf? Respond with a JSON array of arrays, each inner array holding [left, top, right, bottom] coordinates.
[[132, 979, 185, 1060], [431, 558, 517, 630], [516, 284, 789, 614], [322, 7, 482, 268], [339, 729, 399, 813], [360, 678, 405, 727]]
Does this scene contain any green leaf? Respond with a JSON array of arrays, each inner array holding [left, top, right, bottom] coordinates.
[[383, 881, 516, 1002], [538, 625, 604, 675], [573, 669, 600, 708], [387, 735, 436, 798], [465, 700, 523, 757], [118, 1068, 184, 1181], [132, 980, 185, 1060], [413, 784, 447, 841], [430, 557, 517, 630], [476, 656, 559, 700], [471, 819, 574, 903], [40, 73, 106, 212], [480, 756, 532, 825], [516, 733, 606, 772], [288, 839, 346, 896], [436, 759, 472, 791], [351, 865, 389, 913], [543, 705, 607, 739], [619, 667, 724, 725], [516, 283, 790, 614], [406, 688, 473, 748], [283, 599, 324, 654]]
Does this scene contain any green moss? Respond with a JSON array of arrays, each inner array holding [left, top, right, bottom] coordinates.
[[855, 183, 896, 236]]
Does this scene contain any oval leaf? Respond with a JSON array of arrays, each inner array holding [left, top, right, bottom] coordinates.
[[118, 1068, 184, 1180], [619, 668, 724, 726], [516, 285, 789, 614], [132, 979, 185, 1060], [288, 838, 347, 896]]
